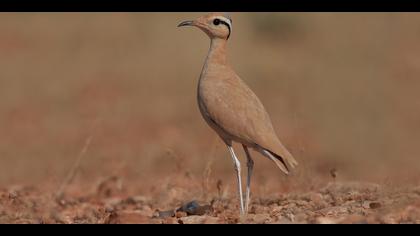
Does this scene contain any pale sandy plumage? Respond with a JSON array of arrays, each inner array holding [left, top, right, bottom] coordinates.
[[179, 13, 298, 215]]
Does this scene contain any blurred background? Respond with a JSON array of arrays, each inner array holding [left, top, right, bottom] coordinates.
[[1, 13, 420, 198]]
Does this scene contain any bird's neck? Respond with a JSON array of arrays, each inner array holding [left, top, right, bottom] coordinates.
[[206, 38, 228, 65]]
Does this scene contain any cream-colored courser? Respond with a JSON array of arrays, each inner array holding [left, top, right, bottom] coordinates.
[[178, 13, 298, 215]]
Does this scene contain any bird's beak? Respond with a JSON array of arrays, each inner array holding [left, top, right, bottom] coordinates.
[[177, 20, 194, 27]]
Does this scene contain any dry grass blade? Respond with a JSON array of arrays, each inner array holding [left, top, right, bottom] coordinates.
[[55, 118, 101, 199]]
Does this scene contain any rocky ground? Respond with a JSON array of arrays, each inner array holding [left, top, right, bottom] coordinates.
[[2, 181, 420, 224]]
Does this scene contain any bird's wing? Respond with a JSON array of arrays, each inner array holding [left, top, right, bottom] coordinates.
[[200, 69, 298, 170]]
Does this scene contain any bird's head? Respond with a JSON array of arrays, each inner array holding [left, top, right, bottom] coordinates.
[[178, 13, 232, 40]]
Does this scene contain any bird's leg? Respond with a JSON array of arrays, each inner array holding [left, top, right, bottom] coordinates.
[[242, 145, 254, 214], [227, 145, 245, 215]]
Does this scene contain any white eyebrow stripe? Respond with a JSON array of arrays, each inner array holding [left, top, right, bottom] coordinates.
[[217, 16, 232, 29]]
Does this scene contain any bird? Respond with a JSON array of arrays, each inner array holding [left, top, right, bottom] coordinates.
[[178, 13, 298, 216]]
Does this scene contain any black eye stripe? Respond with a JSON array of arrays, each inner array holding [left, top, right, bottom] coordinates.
[[217, 19, 231, 40]]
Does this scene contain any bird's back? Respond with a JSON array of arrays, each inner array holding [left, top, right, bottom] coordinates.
[[198, 63, 298, 169]]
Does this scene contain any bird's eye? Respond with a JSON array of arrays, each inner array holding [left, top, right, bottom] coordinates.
[[213, 19, 220, 25]]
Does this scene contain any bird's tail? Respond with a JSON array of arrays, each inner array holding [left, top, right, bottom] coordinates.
[[262, 147, 298, 175]]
